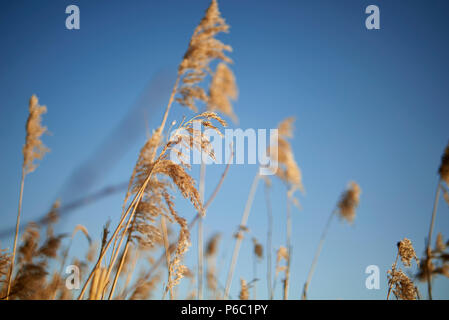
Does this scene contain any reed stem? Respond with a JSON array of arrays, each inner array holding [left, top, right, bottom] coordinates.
[[224, 172, 260, 299], [198, 160, 206, 299], [161, 215, 173, 300], [302, 210, 335, 300], [283, 194, 292, 300], [265, 182, 273, 300], [425, 181, 441, 300], [6, 168, 26, 300]]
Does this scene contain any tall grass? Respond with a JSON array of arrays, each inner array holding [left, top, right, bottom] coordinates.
[[1, 0, 448, 301]]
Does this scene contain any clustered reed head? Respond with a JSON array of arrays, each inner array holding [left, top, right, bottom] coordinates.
[[177, 0, 233, 114], [7, 205, 69, 300], [417, 233, 449, 282], [0, 250, 10, 280], [125, 111, 226, 293], [239, 278, 249, 300], [337, 181, 361, 223], [439, 141, 449, 185], [23, 95, 49, 175], [398, 238, 419, 267], [388, 238, 419, 300], [208, 63, 238, 122], [270, 117, 304, 195], [130, 271, 162, 300], [435, 232, 446, 253], [387, 269, 417, 300]]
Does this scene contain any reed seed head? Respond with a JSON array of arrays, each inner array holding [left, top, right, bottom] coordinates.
[[270, 117, 304, 194], [208, 63, 238, 123], [435, 233, 446, 253], [387, 268, 417, 300], [337, 181, 361, 223], [397, 238, 419, 267], [252, 238, 263, 260], [23, 95, 49, 175], [239, 278, 249, 300], [177, 0, 232, 113], [0, 249, 10, 280]]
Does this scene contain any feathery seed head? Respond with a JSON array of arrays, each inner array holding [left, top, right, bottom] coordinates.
[[23, 95, 49, 174], [208, 63, 238, 123], [270, 118, 304, 194], [337, 181, 361, 223], [252, 238, 263, 260], [397, 238, 419, 267], [177, 0, 233, 113], [387, 268, 417, 300], [435, 233, 446, 253], [0, 249, 10, 279], [278, 117, 295, 138]]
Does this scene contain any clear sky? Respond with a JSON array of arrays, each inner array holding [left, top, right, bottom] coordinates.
[[0, 0, 448, 299]]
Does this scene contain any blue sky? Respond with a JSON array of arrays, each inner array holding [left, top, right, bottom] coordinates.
[[0, 0, 448, 299]]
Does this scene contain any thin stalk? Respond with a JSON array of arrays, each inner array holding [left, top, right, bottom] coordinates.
[[253, 251, 257, 299], [425, 181, 441, 300], [156, 76, 180, 141], [108, 237, 131, 300], [224, 172, 260, 299], [198, 160, 206, 299], [161, 215, 173, 300], [6, 168, 26, 300], [265, 182, 273, 300], [283, 194, 292, 300], [302, 210, 335, 300]]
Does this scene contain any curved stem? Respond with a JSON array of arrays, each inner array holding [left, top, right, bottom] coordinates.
[[425, 181, 441, 300], [161, 215, 173, 300], [198, 160, 206, 300], [6, 168, 26, 300], [224, 172, 260, 299], [302, 210, 335, 300], [265, 182, 273, 300], [284, 193, 293, 300]]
